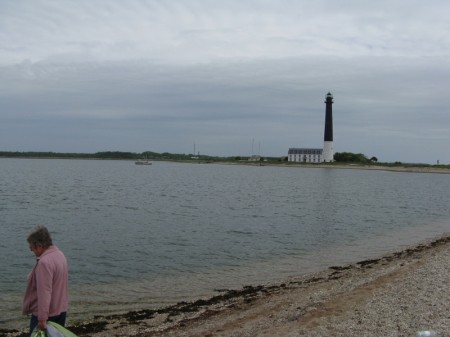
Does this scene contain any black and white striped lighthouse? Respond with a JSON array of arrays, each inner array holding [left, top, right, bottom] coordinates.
[[323, 92, 334, 162]]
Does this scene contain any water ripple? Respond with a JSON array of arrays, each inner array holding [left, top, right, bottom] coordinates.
[[0, 159, 449, 329]]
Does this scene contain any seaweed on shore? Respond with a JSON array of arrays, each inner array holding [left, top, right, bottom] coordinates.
[[79, 234, 450, 335], [99, 285, 268, 324], [0, 329, 27, 337], [7, 235, 448, 337], [70, 321, 108, 335]]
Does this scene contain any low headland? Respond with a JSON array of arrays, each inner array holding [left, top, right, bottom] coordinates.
[[1, 150, 449, 174]]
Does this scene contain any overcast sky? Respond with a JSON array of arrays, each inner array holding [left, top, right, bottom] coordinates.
[[1, 1, 449, 163]]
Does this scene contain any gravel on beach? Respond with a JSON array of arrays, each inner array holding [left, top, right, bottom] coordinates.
[[4, 235, 449, 337]]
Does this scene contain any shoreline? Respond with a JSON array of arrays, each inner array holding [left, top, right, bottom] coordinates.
[[2, 157, 450, 175], [301, 163, 450, 175], [6, 234, 449, 337], [217, 161, 450, 175]]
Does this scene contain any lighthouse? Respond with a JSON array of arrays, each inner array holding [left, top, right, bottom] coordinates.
[[323, 92, 334, 162], [287, 92, 335, 163]]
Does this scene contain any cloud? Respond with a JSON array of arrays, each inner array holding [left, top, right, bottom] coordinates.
[[2, 1, 449, 65], [0, 1, 449, 163]]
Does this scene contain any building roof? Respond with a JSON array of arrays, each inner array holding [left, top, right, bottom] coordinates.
[[288, 148, 323, 155]]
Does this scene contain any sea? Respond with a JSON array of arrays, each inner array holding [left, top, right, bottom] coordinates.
[[1, 158, 449, 330]]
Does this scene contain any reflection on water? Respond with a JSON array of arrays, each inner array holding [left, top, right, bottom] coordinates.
[[0, 159, 449, 328]]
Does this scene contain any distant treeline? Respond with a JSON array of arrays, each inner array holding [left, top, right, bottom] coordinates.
[[0, 151, 134, 159], [334, 152, 376, 163], [0, 150, 290, 162], [333, 152, 441, 167], [0, 151, 228, 161]]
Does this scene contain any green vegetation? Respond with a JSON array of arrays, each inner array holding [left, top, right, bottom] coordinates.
[[0, 150, 204, 161], [0, 151, 448, 169], [0, 150, 242, 162], [332, 152, 450, 169], [0, 151, 134, 160], [334, 152, 371, 163]]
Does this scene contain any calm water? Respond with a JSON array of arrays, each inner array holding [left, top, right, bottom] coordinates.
[[1, 158, 449, 329]]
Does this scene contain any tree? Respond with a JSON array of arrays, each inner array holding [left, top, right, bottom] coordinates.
[[334, 152, 369, 163]]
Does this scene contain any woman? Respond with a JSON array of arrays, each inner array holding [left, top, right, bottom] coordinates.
[[23, 226, 69, 334]]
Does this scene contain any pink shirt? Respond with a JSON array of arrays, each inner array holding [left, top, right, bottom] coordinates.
[[22, 245, 69, 321]]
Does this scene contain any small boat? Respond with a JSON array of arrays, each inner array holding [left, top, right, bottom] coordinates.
[[135, 158, 152, 165]]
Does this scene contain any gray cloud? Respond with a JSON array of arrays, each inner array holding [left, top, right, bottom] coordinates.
[[0, 1, 450, 163]]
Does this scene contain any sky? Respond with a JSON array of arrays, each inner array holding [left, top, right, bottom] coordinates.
[[1, 1, 449, 163]]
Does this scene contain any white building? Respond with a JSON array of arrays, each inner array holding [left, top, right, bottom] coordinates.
[[288, 148, 323, 163]]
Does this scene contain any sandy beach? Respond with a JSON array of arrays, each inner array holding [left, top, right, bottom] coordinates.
[[215, 161, 450, 176], [5, 234, 447, 337], [247, 162, 450, 175]]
